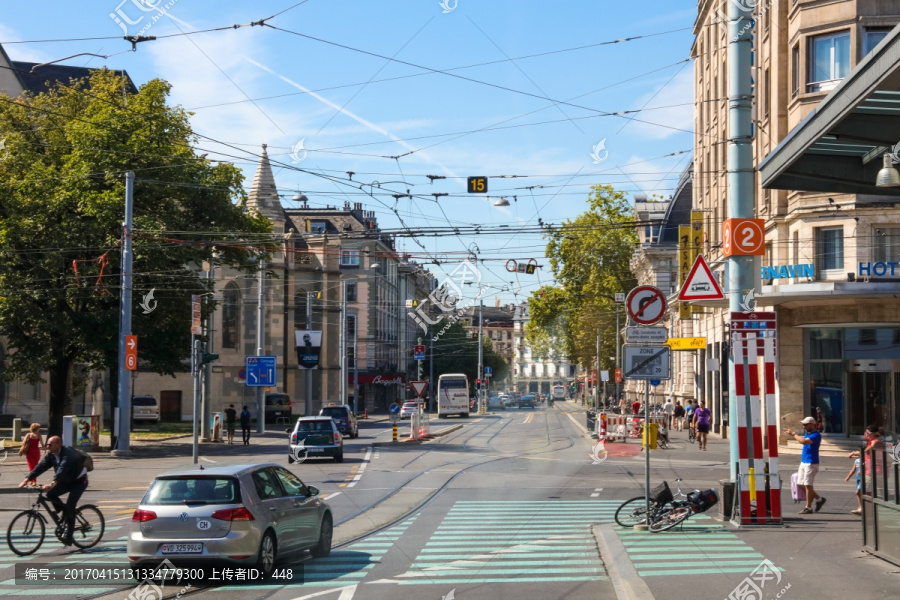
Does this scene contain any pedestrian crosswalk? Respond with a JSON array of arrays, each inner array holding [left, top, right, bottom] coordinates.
[[393, 500, 619, 585], [618, 516, 776, 577]]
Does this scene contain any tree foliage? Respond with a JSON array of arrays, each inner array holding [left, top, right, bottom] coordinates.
[[424, 321, 509, 394], [0, 70, 272, 434], [526, 185, 638, 371]]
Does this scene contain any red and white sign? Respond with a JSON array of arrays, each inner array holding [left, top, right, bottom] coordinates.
[[614, 368, 622, 383], [678, 255, 724, 301], [411, 381, 428, 398], [625, 285, 667, 325], [723, 218, 765, 257], [190, 294, 202, 335], [414, 345, 426, 360], [125, 335, 138, 371]]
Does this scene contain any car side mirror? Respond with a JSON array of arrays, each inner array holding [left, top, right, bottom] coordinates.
[[308, 486, 319, 496]]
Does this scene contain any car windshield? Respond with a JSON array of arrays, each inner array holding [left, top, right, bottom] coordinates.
[[142, 477, 238, 505], [297, 420, 333, 432], [320, 407, 347, 418], [132, 397, 156, 406], [403, 402, 418, 407]]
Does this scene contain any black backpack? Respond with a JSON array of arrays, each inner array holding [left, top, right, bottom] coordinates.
[[71, 447, 94, 472]]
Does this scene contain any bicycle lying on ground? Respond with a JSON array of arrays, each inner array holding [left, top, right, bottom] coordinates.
[[6, 489, 105, 555], [614, 479, 718, 532]]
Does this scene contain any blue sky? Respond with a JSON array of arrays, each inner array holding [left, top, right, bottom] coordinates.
[[0, 1, 697, 305]]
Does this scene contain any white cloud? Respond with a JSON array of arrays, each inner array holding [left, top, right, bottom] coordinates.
[[614, 67, 694, 142]]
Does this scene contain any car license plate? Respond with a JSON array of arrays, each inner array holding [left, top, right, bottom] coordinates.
[[161, 543, 203, 554], [306, 448, 323, 452]]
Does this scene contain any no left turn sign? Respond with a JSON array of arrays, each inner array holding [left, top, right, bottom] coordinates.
[[626, 285, 667, 325]]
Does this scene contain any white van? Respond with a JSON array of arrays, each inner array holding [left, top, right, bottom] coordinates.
[[132, 395, 161, 423]]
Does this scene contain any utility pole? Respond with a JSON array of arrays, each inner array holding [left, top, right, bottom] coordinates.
[[339, 298, 346, 406], [429, 327, 434, 412], [112, 171, 134, 457], [256, 259, 266, 435], [615, 302, 621, 406], [477, 300, 484, 412], [305, 290, 314, 416], [726, 0, 756, 481], [353, 314, 359, 414], [201, 261, 214, 441], [595, 328, 600, 409], [191, 338, 200, 463]]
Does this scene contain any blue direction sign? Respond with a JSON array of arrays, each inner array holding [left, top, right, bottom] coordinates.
[[389, 403, 401, 415], [484, 366, 492, 375], [246, 356, 277, 387]]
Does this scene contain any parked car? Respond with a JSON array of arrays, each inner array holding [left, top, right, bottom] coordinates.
[[265, 393, 293, 424], [519, 394, 536, 409], [132, 395, 160, 423], [400, 401, 420, 419], [318, 403, 358, 438], [288, 417, 344, 462], [127, 463, 333, 577]]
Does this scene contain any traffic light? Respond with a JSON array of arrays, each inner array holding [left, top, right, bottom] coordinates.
[[202, 352, 219, 364], [475, 379, 481, 390]]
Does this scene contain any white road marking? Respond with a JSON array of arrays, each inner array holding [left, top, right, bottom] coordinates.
[[322, 492, 342, 500], [199, 456, 217, 463], [289, 584, 358, 600], [346, 447, 372, 488], [566, 412, 588, 434], [591, 487, 602, 498]]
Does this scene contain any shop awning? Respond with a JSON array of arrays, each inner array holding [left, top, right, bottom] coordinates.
[[759, 24, 900, 196]]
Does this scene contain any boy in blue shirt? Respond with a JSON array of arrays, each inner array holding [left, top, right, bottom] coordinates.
[[785, 416, 825, 514]]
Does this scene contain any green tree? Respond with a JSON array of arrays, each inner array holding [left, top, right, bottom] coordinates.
[[526, 185, 638, 372], [0, 70, 272, 435], [424, 321, 508, 394]]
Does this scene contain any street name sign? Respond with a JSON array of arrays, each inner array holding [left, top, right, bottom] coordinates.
[[625, 326, 668, 344]]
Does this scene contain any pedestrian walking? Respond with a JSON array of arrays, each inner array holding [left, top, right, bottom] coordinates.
[[848, 424, 885, 499], [693, 400, 712, 450], [631, 399, 641, 415], [19, 422, 45, 485], [240, 405, 252, 445], [845, 454, 862, 515], [224, 404, 237, 445], [663, 397, 674, 429], [673, 401, 686, 431], [785, 416, 826, 514]]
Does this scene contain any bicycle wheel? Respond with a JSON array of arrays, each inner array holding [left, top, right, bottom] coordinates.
[[7, 510, 46, 556], [615, 497, 652, 527], [71, 505, 105, 549], [688, 428, 696, 444], [649, 506, 691, 533]]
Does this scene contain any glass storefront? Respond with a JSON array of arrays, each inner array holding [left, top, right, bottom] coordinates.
[[808, 328, 898, 439]]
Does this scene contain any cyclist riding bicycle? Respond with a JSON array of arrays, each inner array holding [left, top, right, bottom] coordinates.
[[18, 436, 89, 546]]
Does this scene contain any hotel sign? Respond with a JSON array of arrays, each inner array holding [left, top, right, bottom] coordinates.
[[761, 264, 814, 280], [858, 262, 900, 277]]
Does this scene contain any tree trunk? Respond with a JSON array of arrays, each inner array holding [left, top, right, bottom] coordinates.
[[48, 354, 74, 438]]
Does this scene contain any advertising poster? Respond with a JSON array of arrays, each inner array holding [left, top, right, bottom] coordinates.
[[75, 415, 99, 449], [295, 330, 323, 370]]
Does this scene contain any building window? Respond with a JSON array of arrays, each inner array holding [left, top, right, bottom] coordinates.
[[763, 68, 770, 117], [340, 250, 360, 267], [792, 44, 800, 96], [222, 284, 240, 349], [347, 346, 355, 369], [346, 281, 357, 302], [309, 221, 326, 233], [864, 28, 892, 55], [808, 32, 850, 92], [816, 226, 844, 273], [347, 314, 356, 339], [873, 227, 900, 262]]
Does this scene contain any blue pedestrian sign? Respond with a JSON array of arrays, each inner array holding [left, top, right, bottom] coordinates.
[[246, 356, 277, 387], [484, 366, 492, 375], [649, 379, 661, 387]]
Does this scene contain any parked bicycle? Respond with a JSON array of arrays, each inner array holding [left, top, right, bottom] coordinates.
[[6, 489, 105, 555], [614, 479, 718, 532]]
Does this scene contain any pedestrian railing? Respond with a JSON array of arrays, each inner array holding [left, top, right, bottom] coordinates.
[[861, 443, 900, 567]]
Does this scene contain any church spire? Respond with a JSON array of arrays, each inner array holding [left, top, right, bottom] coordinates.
[[247, 144, 285, 223]]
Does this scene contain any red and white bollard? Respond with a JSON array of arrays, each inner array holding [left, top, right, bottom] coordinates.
[[363, 408, 368, 420]]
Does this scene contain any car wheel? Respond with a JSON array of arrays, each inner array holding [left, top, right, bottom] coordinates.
[[310, 514, 333, 558], [288, 454, 295, 464], [257, 531, 277, 577], [335, 452, 344, 463]]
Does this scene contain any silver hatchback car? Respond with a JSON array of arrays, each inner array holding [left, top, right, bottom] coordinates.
[[127, 463, 332, 576]]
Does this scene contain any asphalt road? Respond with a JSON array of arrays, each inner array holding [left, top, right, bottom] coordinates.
[[0, 401, 896, 600]]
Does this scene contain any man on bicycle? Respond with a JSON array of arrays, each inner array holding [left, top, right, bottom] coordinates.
[[17, 436, 88, 546]]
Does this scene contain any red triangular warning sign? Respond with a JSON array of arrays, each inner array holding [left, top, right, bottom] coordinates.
[[678, 255, 724, 301], [411, 381, 428, 398]]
